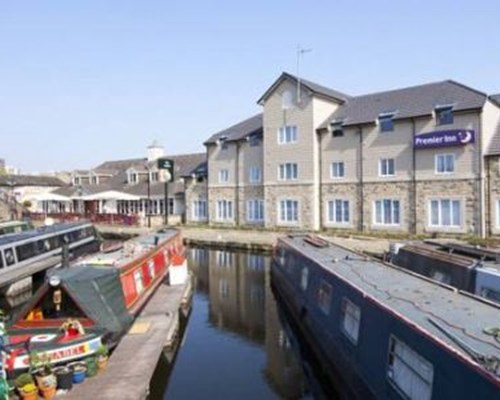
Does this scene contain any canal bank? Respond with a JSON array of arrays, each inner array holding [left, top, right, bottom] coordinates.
[[96, 224, 393, 257]]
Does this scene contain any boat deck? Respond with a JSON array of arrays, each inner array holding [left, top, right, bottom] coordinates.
[[283, 235, 500, 365], [75, 229, 178, 269]]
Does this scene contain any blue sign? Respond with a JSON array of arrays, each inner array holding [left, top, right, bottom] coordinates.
[[414, 130, 475, 149]]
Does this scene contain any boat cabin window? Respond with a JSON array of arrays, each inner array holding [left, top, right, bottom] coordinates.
[[341, 297, 361, 344], [134, 270, 144, 294], [480, 286, 500, 303], [317, 280, 332, 315], [387, 336, 434, 400], [300, 267, 309, 291], [25, 286, 86, 320], [429, 269, 451, 285], [0, 253, 3, 269], [4, 248, 16, 266]]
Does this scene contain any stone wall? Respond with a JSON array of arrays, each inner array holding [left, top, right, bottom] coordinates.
[[208, 186, 237, 226], [238, 185, 265, 226]]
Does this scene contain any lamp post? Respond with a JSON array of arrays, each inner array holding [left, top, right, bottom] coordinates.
[[6, 179, 15, 221], [145, 163, 151, 228]]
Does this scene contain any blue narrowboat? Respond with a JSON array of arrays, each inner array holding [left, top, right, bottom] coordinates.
[[271, 234, 500, 400]]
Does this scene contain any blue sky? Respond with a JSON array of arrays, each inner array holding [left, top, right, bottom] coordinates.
[[1, 1, 500, 172]]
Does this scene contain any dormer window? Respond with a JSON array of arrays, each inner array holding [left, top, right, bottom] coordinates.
[[218, 136, 228, 150], [91, 176, 99, 185], [150, 171, 159, 182], [73, 177, 81, 186], [249, 133, 262, 147], [435, 104, 454, 126], [330, 121, 344, 137], [378, 112, 396, 132], [127, 170, 138, 184]]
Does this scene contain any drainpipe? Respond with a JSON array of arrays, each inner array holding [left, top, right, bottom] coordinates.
[[358, 126, 364, 232], [478, 111, 485, 238], [318, 129, 324, 231], [235, 141, 241, 226], [486, 155, 492, 237], [411, 118, 417, 234]]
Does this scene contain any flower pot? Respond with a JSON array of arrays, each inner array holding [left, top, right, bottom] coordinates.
[[54, 366, 73, 390], [40, 385, 57, 399], [85, 357, 98, 377], [35, 372, 57, 389], [97, 354, 108, 370], [68, 362, 87, 384], [19, 383, 38, 400]]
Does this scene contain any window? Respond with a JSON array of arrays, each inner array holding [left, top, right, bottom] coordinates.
[[282, 89, 294, 109], [379, 158, 395, 176], [219, 279, 230, 298], [279, 200, 299, 223], [331, 162, 345, 178], [341, 298, 361, 344], [379, 116, 394, 132], [128, 173, 138, 184], [374, 199, 400, 225], [317, 280, 332, 315], [300, 267, 308, 291], [0, 253, 3, 269], [249, 166, 262, 183], [435, 154, 455, 174], [328, 200, 350, 224], [134, 270, 144, 294], [192, 200, 207, 220], [436, 105, 453, 125], [148, 260, 155, 279], [218, 169, 229, 183], [387, 337, 434, 400], [168, 198, 174, 215], [247, 199, 264, 222], [330, 122, 344, 137], [249, 133, 262, 147], [278, 163, 298, 180], [278, 125, 298, 144], [429, 199, 461, 227], [91, 176, 99, 185], [150, 171, 159, 182], [4, 248, 15, 266], [216, 200, 233, 221], [73, 177, 81, 185]]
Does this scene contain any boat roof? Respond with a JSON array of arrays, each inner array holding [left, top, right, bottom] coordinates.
[[280, 235, 500, 369], [0, 221, 93, 247], [0, 220, 30, 228], [75, 228, 178, 269]]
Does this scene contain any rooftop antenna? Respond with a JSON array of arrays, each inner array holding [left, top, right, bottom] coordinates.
[[296, 45, 312, 103]]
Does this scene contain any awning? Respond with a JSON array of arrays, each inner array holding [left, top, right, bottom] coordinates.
[[28, 192, 72, 202], [80, 190, 141, 201]]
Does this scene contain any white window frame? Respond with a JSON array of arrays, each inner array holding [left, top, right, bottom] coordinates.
[[216, 199, 233, 221], [341, 297, 361, 344], [435, 154, 455, 174], [278, 163, 298, 181], [192, 199, 207, 221], [216, 250, 233, 267], [246, 199, 264, 222], [327, 199, 350, 225], [249, 166, 262, 183], [128, 171, 138, 184], [387, 336, 434, 400], [218, 169, 229, 183], [379, 158, 395, 177], [278, 199, 299, 224], [277, 125, 298, 144], [428, 198, 461, 228], [373, 199, 401, 226], [330, 162, 345, 179]]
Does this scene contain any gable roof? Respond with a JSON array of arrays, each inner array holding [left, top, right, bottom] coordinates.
[[204, 113, 263, 145], [0, 174, 66, 187], [320, 80, 487, 129], [257, 72, 350, 105], [490, 94, 500, 107]]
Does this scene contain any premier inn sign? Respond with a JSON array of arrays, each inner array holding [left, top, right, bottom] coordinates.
[[414, 129, 475, 149]]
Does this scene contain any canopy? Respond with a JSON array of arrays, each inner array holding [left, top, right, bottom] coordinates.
[[28, 192, 72, 202], [80, 190, 141, 201]]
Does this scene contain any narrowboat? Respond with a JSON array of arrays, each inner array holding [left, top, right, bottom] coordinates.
[[271, 234, 500, 400], [4, 228, 186, 373], [0, 221, 101, 294], [0, 220, 33, 237], [388, 241, 500, 304]]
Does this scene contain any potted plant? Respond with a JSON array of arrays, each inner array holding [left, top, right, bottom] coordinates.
[[14, 373, 37, 400], [95, 344, 109, 370], [53, 365, 73, 391], [29, 351, 57, 399], [85, 356, 98, 378], [68, 361, 87, 384]]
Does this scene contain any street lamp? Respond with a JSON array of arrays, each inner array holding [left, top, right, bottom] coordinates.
[[6, 179, 16, 220], [144, 163, 151, 228]]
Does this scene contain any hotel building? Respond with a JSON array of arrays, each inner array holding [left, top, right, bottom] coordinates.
[[193, 72, 500, 237]]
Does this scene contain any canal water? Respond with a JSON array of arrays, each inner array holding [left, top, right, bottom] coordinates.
[[154, 247, 316, 400]]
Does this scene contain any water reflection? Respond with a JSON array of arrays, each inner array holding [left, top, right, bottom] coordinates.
[[162, 247, 310, 399]]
